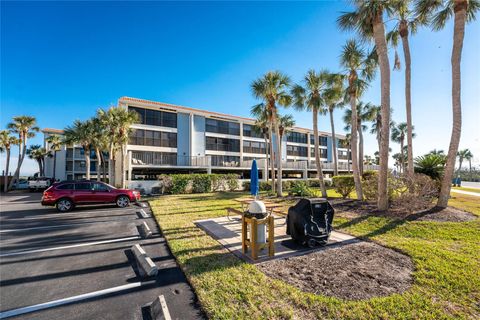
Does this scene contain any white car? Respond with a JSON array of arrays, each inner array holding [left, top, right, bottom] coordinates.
[[28, 177, 52, 191]]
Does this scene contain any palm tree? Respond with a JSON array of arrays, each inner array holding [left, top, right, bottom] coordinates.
[[46, 134, 63, 181], [339, 135, 352, 173], [415, 0, 479, 208], [252, 103, 273, 186], [429, 149, 445, 155], [278, 114, 295, 142], [414, 153, 446, 180], [391, 122, 416, 173], [251, 71, 292, 197], [343, 101, 372, 176], [464, 149, 474, 179], [337, 40, 377, 200], [64, 120, 96, 180], [116, 108, 139, 188], [91, 117, 107, 182], [7, 116, 39, 189], [291, 69, 330, 197], [323, 73, 345, 176], [338, 0, 393, 210], [456, 148, 472, 176], [0, 130, 18, 192], [387, 0, 424, 176], [27, 145, 49, 176]]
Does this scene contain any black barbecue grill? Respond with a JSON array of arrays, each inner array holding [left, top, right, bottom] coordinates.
[[286, 198, 335, 247]]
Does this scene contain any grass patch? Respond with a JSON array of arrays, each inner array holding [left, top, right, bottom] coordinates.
[[150, 192, 480, 319]]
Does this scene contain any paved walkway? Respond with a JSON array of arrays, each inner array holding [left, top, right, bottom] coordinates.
[[451, 189, 480, 197], [195, 215, 357, 263]]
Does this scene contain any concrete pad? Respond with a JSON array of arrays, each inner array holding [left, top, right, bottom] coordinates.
[[195, 215, 357, 263], [132, 244, 147, 258], [149, 295, 172, 320]]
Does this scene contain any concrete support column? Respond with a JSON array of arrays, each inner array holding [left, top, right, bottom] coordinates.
[[239, 122, 244, 165], [127, 150, 132, 184]]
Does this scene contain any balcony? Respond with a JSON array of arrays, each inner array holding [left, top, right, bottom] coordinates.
[[131, 153, 210, 167]]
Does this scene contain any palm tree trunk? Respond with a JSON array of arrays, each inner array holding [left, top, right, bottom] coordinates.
[[108, 143, 115, 185], [121, 144, 127, 189], [373, 15, 391, 211], [9, 137, 25, 189], [329, 109, 338, 176], [85, 148, 91, 180], [468, 159, 472, 180], [313, 110, 327, 197], [457, 158, 463, 178], [437, 0, 466, 208], [273, 118, 283, 197], [268, 123, 275, 193], [96, 148, 102, 181], [52, 151, 57, 181], [358, 127, 364, 176], [349, 93, 363, 200], [401, 21, 414, 176], [400, 138, 405, 174], [264, 135, 269, 182], [4, 149, 10, 192]]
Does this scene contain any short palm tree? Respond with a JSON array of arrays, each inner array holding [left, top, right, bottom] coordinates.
[[291, 69, 330, 197], [0, 130, 19, 192], [338, 0, 393, 210], [7, 116, 39, 189], [338, 40, 376, 200], [278, 114, 295, 142], [251, 71, 292, 197], [387, 0, 425, 176], [415, 0, 479, 207], [339, 134, 352, 173], [414, 153, 446, 180], [252, 103, 274, 186], [46, 134, 63, 181], [27, 145, 49, 176], [64, 120, 96, 180], [456, 148, 473, 176], [323, 73, 345, 176], [391, 122, 416, 173]]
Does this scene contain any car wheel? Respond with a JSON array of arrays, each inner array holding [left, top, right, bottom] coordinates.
[[116, 195, 130, 208], [56, 198, 74, 212]]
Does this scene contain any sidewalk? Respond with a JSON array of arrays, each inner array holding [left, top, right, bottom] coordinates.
[[451, 189, 480, 197]]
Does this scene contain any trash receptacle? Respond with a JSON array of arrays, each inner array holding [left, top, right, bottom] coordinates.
[[286, 198, 334, 247]]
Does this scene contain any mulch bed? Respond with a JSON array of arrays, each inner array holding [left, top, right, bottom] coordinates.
[[331, 199, 476, 222], [258, 241, 413, 300]]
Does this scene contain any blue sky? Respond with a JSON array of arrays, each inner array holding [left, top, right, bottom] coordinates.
[[1, 1, 479, 175]]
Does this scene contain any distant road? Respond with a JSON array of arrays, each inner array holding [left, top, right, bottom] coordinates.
[[461, 181, 480, 189]]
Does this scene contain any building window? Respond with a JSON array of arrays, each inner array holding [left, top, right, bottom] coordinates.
[[206, 137, 240, 152], [286, 131, 307, 144], [338, 150, 351, 160], [131, 151, 177, 165], [128, 106, 177, 128], [66, 148, 74, 159], [310, 135, 328, 146], [129, 129, 177, 148], [287, 145, 308, 157], [66, 161, 73, 171], [243, 141, 266, 154], [205, 118, 240, 136], [310, 148, 328, 158], [243, 124, 264, 138], [211, 155, 240, 167]]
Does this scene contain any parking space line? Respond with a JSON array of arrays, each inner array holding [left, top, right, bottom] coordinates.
[[0, 236, 141, 258], [159, 295, 172, 320], [0, 282, 144, 319], [0, 218, 136, 233]]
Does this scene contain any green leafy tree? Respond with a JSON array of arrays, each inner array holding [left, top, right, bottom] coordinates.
[[338, 0, 393, 210], [0, 130, 19, 192], [415, 0, 480, 207], [64, 120, 96, 180], [251, 71, 292, 197], [7, 116, 39, 189], [27, 144, 49, 176], [291, 69, 330, 197]]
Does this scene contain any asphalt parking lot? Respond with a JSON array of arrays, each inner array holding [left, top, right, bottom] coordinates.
[[0, 192, 203, 319]]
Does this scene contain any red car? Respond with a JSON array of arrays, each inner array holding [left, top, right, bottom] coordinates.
[[42, 180, 141, 212]]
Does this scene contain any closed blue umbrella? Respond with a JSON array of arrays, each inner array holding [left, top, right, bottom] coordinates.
[[250, 159, 259, 198]]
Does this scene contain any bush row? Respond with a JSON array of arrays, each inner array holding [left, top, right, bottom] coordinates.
[[242, 179, 332, 192], [157, 174, 239, 194]]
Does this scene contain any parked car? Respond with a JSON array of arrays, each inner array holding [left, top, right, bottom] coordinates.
[[13, 179, 29, 190], [28, 177, 52, 191], [41, 180, 141, 212]]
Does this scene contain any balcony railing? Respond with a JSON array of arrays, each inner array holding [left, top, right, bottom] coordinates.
[[131, 154, 210, 167]]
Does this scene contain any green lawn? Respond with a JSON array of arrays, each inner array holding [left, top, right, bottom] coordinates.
[[150, 192, 480, 319], [452, 186, 480, 194]]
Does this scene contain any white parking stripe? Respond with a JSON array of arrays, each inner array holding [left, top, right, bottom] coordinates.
[[159, 295, 172, 320], [0, 236, 140, 258], [0, 282, 144, 319], [0, 218, 136, 233]]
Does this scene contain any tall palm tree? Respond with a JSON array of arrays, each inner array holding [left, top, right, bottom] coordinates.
[[0, 130, 19, 192], [27, 145, 49, 176], [387, 0, 424, 176], [338, 0, 393, 210], [251, 71, 292, 197], [415, 0, 479, 208], [339, 135, 352, 173], [91, 117, 107, 182], [456, 148, 472, 176], [323, 74, 345, 176], [391, 122, 416, 173], [46, 134, 63, 181], [278, 114, 295, 142], [64, 120, 96, 180], [252, 103, 273, 186], [337, 40, 376, 200], [7, 116, 39, 189], [291, 69, 330, 197], [343, 101, 371, 176], [464, 149, 474, 179], [116, 108, 139, 188], [97, 108, 118, 186]]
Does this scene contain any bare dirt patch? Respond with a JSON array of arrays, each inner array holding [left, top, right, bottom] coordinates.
[[331, 199, 476, 222], [258, 241, 413, 300]]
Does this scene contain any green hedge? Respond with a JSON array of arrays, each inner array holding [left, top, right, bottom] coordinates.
[[332, 175, 355, 198], [159, 173, 239, 194]]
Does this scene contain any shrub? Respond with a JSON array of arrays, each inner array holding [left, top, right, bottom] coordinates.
[[414, 154, 446, 180], [225, 174, 239, 191], [362, 170, 377, 180], [171, 174, 191, 194], [332, 175, 355, 198], [259, 181, 272, 191], [211, 174, 223, 191], [192, 174, 212, 193], [392, 173, 440, 212], [289, 181, 315, 197], [158, 175, 173, 194]]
